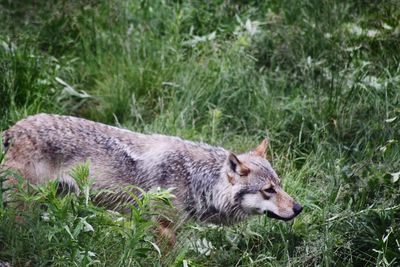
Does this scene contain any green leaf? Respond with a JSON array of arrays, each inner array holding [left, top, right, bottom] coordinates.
[[390, 171, 400, 183]]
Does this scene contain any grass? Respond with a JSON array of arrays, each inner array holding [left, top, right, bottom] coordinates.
[[0, 0, 399, 266]]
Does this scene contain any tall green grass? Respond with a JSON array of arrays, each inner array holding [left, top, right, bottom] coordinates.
[[0, 0, 399, 266]]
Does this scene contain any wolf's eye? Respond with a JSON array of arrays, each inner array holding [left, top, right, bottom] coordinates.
[[263, 187, 276, 194]]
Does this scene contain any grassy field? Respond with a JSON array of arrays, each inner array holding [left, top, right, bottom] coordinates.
[[0, 0, 399, 266]]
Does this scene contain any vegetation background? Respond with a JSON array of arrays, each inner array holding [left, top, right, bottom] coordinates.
[[0, 0, 399, 266]]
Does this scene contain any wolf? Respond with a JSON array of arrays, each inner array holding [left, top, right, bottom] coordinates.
[[2, 113, 302, 227]]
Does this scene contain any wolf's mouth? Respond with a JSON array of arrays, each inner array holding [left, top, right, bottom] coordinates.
[[266, 211, 297, 221]]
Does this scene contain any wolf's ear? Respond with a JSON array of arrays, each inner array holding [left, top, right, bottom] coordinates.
[[251, 138, 269, 158], [227, 153, 250, 179]]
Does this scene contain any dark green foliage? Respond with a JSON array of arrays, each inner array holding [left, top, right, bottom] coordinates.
[[0, 0, 399, 266], [0, 162, 173, 266]]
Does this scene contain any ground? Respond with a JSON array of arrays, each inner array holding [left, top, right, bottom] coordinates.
[[0, 1, 399, 266]]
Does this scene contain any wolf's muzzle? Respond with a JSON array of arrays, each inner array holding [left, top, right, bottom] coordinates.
[[266, 202, 303, 221]]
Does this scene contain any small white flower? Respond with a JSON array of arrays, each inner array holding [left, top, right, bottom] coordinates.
[[182, 32, 216, 47], [306, 56, 312, 66], [41, 212, 50, 221], [366, 29, 379, 38], [362, 76, 382, 90], [382, 23, 393, 30], [127, 24, 134, 36], [244, 19, 260, 36], [391, 171, 400, 183], [82, 220, 94, 232], [347, 24, 363, 36], [385, 117, 397, 123]]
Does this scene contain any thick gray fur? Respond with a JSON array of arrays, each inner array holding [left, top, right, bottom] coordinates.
[[2, 114, 298, 225]]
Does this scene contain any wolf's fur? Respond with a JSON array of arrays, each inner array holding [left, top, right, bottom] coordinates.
[[2, 113, 302, 225]]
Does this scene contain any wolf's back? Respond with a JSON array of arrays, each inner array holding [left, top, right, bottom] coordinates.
[[1, 113, 225, 195]]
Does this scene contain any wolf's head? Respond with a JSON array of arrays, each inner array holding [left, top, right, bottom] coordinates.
[[225, 139, 302, 221]]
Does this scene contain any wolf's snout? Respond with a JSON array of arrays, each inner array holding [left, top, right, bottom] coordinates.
[[293, 203, 303, 215]]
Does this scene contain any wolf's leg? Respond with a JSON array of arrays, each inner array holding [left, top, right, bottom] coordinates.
[[56, 173, 80, 196], [1, 172, 20, 207], [156, 218, 177, 248]]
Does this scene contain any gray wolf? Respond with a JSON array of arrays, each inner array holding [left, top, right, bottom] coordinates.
[[2, 114, 302, 226]]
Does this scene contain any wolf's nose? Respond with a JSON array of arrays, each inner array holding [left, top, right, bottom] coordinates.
[[293, 203, 303, 215]]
